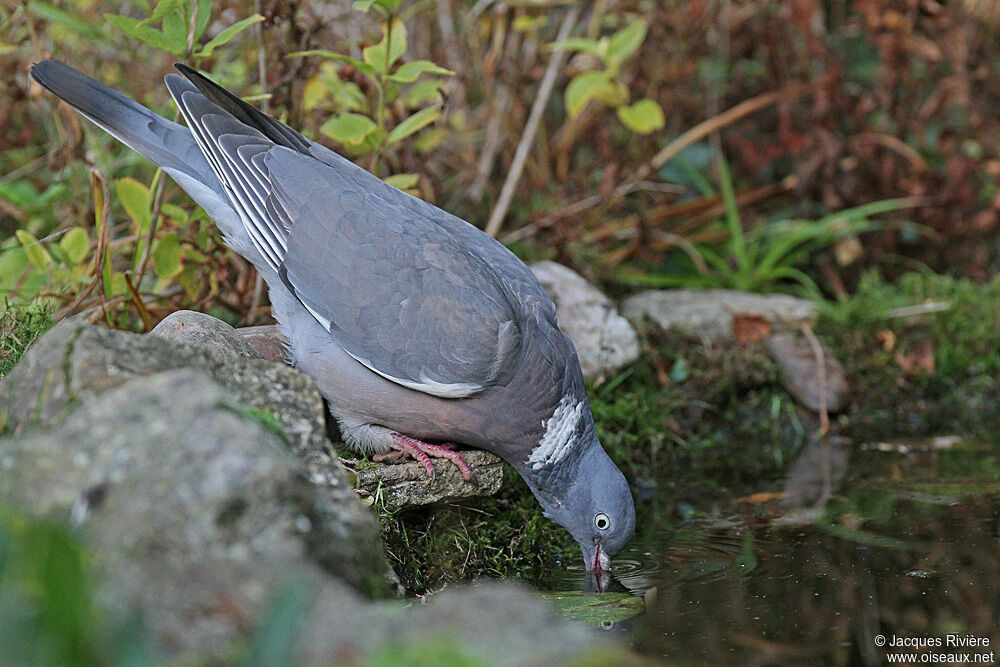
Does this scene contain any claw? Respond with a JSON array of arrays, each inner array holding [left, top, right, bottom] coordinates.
[[388, 434, 476, 483]]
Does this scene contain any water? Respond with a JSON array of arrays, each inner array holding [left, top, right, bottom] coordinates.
[[543, 437, 1000, 664]]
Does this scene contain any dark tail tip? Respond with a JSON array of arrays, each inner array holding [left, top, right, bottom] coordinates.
[[29, 59, 61, 88]]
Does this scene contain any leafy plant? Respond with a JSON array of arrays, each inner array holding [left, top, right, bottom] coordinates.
[[619, 149, 923, 296], [5, 0, 267, 329], [556, 17, 665, 135], [105, 0, 263, 62], [290, 0, 453, 188]]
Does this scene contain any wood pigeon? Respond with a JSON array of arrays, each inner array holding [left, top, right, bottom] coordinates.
[[31, 60, 636, 573]]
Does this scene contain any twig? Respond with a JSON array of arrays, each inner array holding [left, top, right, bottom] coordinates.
[[484, 4, 580, 237], [535, 76, 831, 226], [886, 301, 951, 318], [467, 88, 510, 202], [435, 0, 467, 108], [799, 323, 829, 438], [133, 169, 168, 289]]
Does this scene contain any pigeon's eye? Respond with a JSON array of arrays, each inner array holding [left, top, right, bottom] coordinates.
[[594, 513, 611, 531]]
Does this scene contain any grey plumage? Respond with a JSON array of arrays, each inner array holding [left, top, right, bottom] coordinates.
[[31, 60, 636, 572]]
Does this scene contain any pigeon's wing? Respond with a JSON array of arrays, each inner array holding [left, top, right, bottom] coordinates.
[[173, 64, 558, 327], [272, 147, 524, 398], [166, 83, 522, 397]]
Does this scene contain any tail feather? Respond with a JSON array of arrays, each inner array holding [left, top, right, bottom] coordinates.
[[173, 63, 310, 153], [30, 61, 215, 189], [30, 60, 261, 264]]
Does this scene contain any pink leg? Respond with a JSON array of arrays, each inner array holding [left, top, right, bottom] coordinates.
[[375, 433, 476, 482]]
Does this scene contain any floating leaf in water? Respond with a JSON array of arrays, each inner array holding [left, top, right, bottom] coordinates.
[[540, 591, 643, 625]]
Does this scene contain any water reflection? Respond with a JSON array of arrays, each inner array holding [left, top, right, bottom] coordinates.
[[561, 496, 1000, 664], [541, 434, 1000, 664]]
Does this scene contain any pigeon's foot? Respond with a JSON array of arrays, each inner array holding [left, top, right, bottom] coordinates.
[[374, 433, 476, 482]]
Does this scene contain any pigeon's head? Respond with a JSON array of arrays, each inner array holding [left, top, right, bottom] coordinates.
[[526, 407, 636, 573], [557, 442, 636, 573]]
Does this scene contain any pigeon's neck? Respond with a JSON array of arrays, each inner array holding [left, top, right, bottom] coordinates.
[[520, 426, 599, 507], [516, 390, 597, 497]]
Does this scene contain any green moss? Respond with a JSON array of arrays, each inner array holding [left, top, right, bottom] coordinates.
[[380, 471, 577, 594], [220, 403, 290, 445], [818, 272, 1000, 440], [591, 331, 808, 490], [0, 300, 53, 379], [368, 637, 486, 667], [821, 271, 1000, 375]]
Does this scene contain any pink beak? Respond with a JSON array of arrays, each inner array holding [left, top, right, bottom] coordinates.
[[589, 540, 611, 573]]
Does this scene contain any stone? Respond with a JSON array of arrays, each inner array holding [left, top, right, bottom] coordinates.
[[150, 309, 260, 360], [781, 435, 850, 509], [299, 581, 614, 665], [762, 331, 848, 412], [0, 320, 391, 591], [236, 324, 288, 363], [530, 261, 640, 379], [0, 370, 395, 657], [622, 289, 817, 343], [349, 449, 504, 509]]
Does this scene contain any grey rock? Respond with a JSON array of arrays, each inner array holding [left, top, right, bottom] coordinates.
[[0, 320, 393, 593], [350, 449, 503, 509], [530, 261, 640, 379], [236, 324, 288, 363], [781, 435, 850, 509], [301, 581, 611, 665], [150, 309, 261, 360], [762, 332, 848, 412], [622, 289, 817, 343], [0, 370, 394, 658]]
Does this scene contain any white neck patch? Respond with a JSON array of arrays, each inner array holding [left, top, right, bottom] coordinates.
[[527, 395, 584, 471]]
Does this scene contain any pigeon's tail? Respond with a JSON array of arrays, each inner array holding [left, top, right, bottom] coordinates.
[[30, 61, 214, 186], [29, 60, 259, 261]]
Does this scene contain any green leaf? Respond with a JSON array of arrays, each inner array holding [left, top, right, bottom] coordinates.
[[383, 173, 419, 190], [386, 105, 440, 145], [616, 98, 665, 134], [607, 19, 647, 69], [564, 70, 612, 117], [160, 203, 189, 224], [353, 0, 375, 11], [287, 50, 377, 80], [552, 37, 607, 60], [302, 76, 329, 111], [196, 14, 264, 58], [114, 177, 152, 231], [363, 19, 406, 75], [594, 80, 628, 107], [59, 227, 90, 264], [193, 0, 212, 39], [27, 1, 111, 44], [161, 8, 188, 54], [320, 113, 378, 146], [404, 78, 445, 108], [15, 230, 52, 271], [387, 59, 453, 83], [541, 591, 644, 625], [512, 15, 547, 33], [105, 14, 183, 55], [153, 232, 183, 278], [144, 0, 185, 26]]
